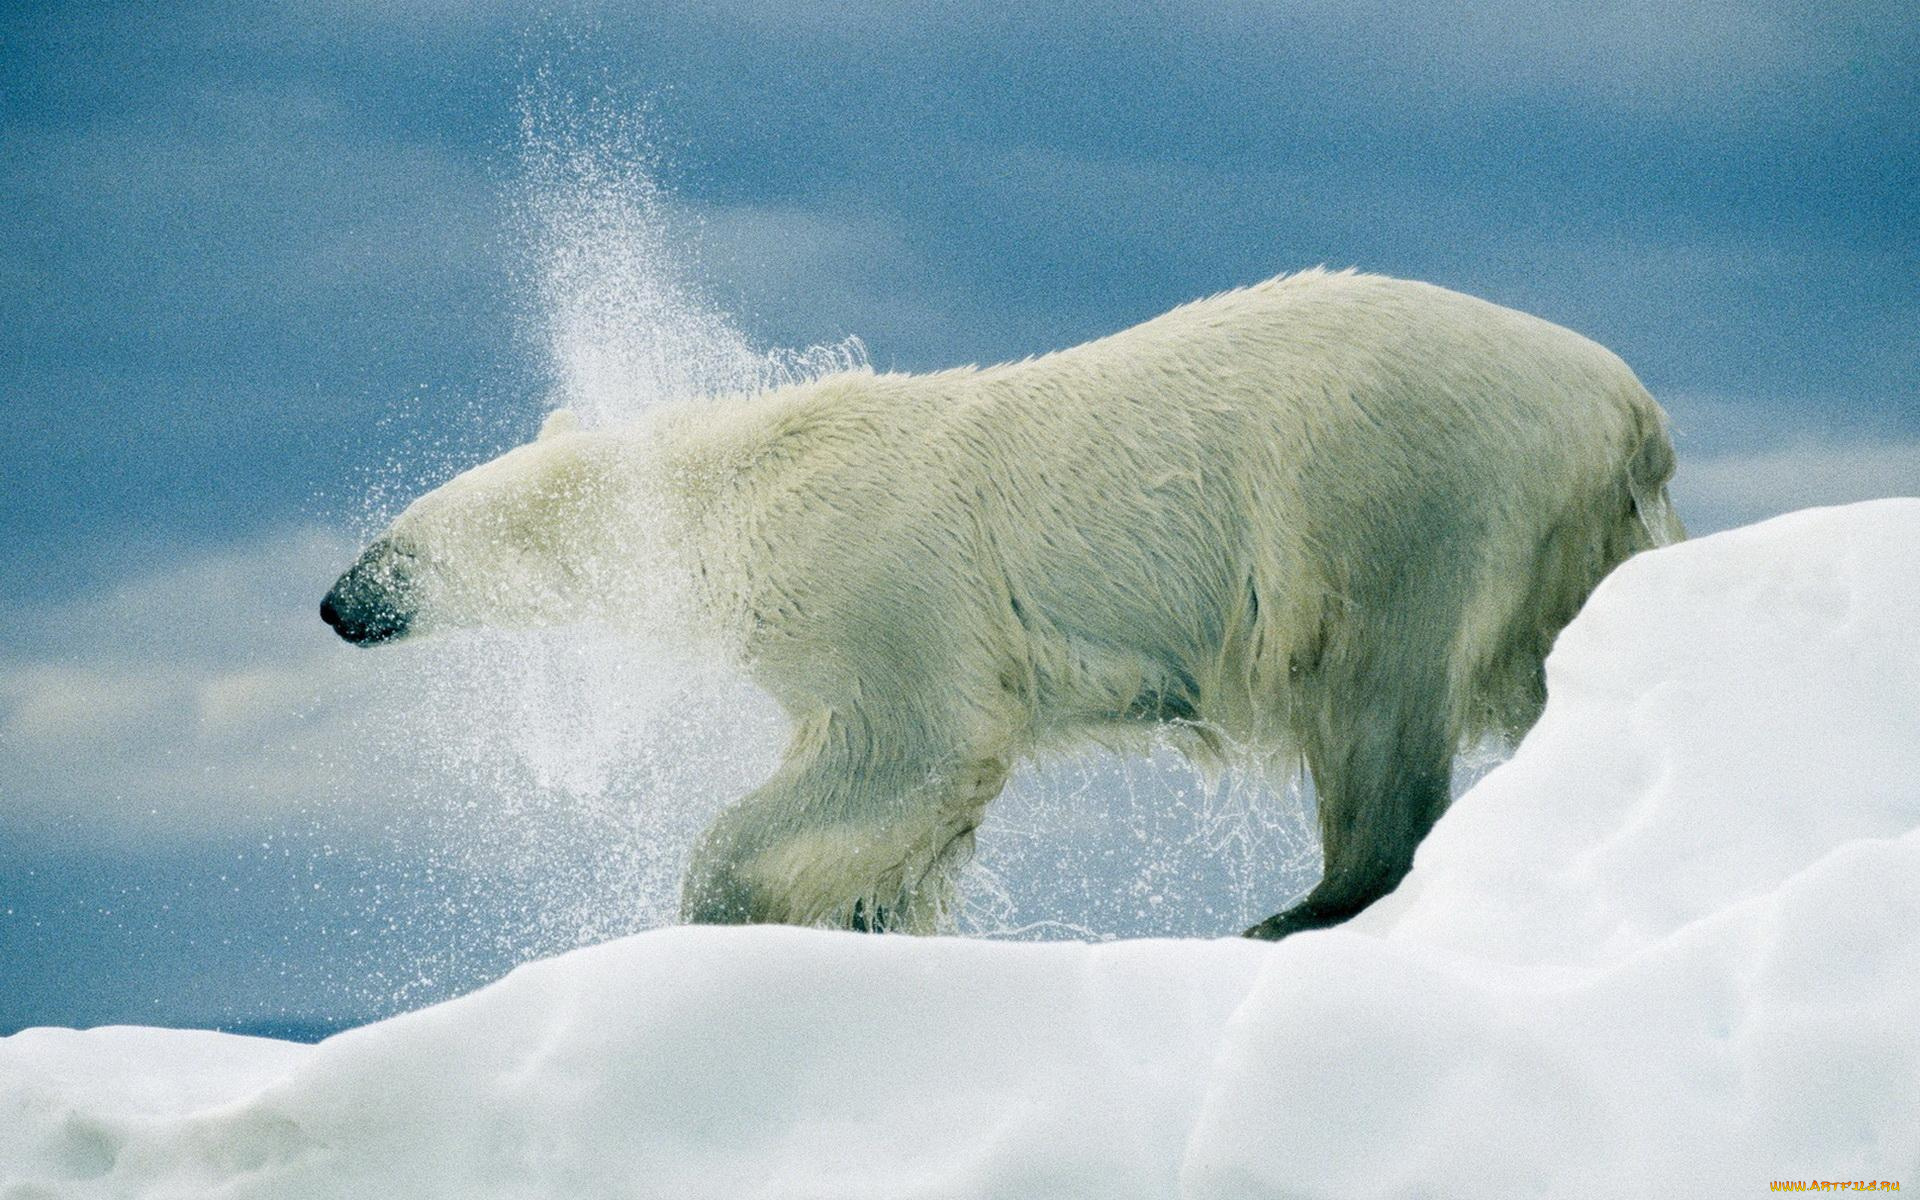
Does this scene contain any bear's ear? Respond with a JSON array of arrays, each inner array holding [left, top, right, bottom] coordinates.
[[538, 408, 582, 442]]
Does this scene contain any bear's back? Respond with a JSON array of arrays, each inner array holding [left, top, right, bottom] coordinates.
[[655, 269, 1667, 739], [930, 268, 1655, 610]]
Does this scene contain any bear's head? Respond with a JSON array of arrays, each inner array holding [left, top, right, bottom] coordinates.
[[322, 408, 644, 646]]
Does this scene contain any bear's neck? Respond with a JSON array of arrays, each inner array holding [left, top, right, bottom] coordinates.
[[555, 406, 752, 653]]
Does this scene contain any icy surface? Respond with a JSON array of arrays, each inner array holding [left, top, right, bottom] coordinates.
[[4, 500, 1917, 1198]]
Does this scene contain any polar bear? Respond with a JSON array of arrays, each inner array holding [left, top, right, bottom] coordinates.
[[322, 269, 1682, 939]]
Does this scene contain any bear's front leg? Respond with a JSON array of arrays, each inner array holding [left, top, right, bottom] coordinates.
[[679, 708, 1009, 934]]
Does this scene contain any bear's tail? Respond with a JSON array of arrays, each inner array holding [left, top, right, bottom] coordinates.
[[1623, 399, 1686, 550]]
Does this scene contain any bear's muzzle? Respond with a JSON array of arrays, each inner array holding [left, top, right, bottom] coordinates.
[[321, 538, 418, 646]]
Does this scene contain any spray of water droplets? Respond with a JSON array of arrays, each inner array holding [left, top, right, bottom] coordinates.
[[512, 83, 866, 426]]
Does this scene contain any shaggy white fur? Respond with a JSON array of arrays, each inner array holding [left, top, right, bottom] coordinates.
[[324, 269, 1682, 938]]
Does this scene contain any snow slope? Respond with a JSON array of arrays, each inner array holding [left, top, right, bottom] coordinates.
[[4, 499, 1917, 1198]]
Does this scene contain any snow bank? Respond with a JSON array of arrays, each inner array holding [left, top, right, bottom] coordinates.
[[5, 500, 1917, 1198]]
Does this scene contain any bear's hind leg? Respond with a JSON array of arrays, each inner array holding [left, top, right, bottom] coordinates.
[[1244, 682, 1454, 940]]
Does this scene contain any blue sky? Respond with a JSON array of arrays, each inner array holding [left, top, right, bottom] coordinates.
[[2, 1, 1916, 1033]]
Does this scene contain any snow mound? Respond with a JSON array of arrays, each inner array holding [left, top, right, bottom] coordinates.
[[5, 500, 1917, 1198]]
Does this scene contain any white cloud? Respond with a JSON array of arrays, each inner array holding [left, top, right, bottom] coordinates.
[[1671, 439, 1920, 535], [1, 531, 353, 841], [1, 666, 177, 746]]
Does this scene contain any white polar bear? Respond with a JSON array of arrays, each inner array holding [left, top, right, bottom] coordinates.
[[322, 269, 1682, 938]]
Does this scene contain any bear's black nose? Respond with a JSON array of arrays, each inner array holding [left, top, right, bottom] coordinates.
[[320, 584, 411, 646], [321, 538, 417, 647]]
